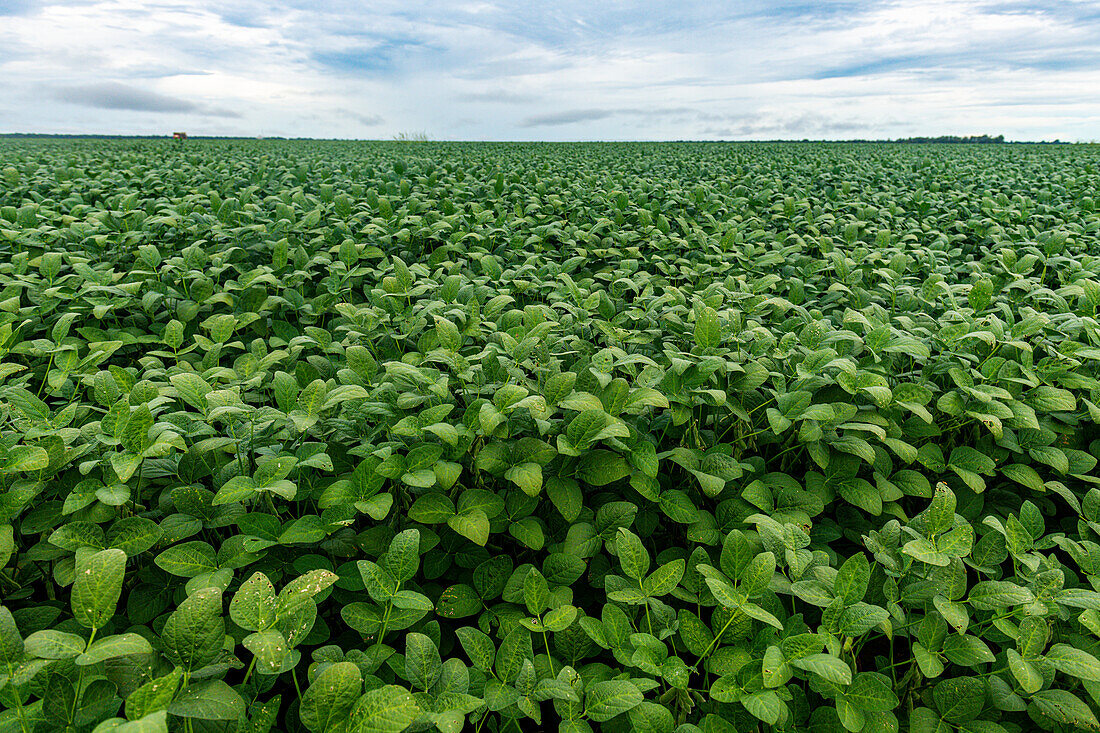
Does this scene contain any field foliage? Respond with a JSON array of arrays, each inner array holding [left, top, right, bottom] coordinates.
[[1, 140, 1100, 732]]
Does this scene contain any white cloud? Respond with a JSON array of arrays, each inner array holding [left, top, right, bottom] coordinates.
[[0, 0, 1098, 140]]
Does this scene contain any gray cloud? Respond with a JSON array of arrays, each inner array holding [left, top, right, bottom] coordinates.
[[53, 82, 240, 117], [699, 113, 885, 139], [457, 89, 539, 104], [518, 108, 618, 127], [337, 109, 385, 126], [55, 83, 196, 112], [520, 106, 744, 128]]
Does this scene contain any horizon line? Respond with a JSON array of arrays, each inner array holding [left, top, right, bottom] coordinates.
[[0, 133, 1088, 144]]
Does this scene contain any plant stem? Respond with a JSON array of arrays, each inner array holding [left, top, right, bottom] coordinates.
[[690, 614, 737, 672], [6, 662, 28, 733]]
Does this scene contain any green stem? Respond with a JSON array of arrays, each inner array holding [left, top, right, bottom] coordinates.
[[292, 667, 304, 704], [37, 353, 55, 397], [5, 661, 28, 733], [690, 614, 737, 672], [242, 656, 257, 686], [540, 623, 556, 677], [376, 602, 393, 647]]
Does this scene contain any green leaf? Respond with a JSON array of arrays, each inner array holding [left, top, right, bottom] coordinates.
[[577, 449, 632, 486], [230, 571, 277, 632], [790, 653, 852, 685], [447, 509, 489, 546], [122, 403, 152, 454], [1001, 463, 1044, 491], [243, 630, 289, 673], [298, 379, 329, 417], [301, 662, 362, 733], [925, 483, 956, 534], [1047, 643, 1100, 682], [23, 629, 85, 659], [568, 410, 611, 449], [948, 447, 994, 476], [542, 605, 577, 632], [405, 632, 442, 691], [627, 701, 675, 733], [110, 452, 143, 482], [1028, 385, 1076, 412], [741, 690, 783, 726], [694, 306, 721, 349], [1, 445, 48, 473], [509, 517, 545, 550], [584, 680, 643, 722], [170, 373, 213, 412], [834, 553, 870, 605], [383, 529, 421, 583], [505, 462, 543, 496], [155, 541, 218, 578], [846, 673, 898, 713], [968, 581, 1034, 610], [277, 569, 339, 616], [546, 477, 583, 522], [349, 685, 420, 733], [162, 587, 225, 673], [839, 603, 889, 636], [125, 668, 183, 720], [740, 552, 775, 596], [616, 528, 650, 581], [1029, 689, 1099, 730], [114, 711, 170, 733], [523, 568, 550, 616], [1007, 649, 1043, 694], [72, 548, 126, 630], [0, 605, 23, 664], [643, 558, 685, 597], [106, 516, 162, 556], [455, 627, 495, 672], [168, 680, 246, 721], [933, 677, 984, 722], [76, 632, 152, 666], [357, 560, 398, 603], [942, 634, 994, 666], [408, 493, 456, 524], [763, 645, 792, 688]]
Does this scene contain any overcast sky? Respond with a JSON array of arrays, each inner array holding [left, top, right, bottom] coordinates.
[[2, 0, 1098, 141]]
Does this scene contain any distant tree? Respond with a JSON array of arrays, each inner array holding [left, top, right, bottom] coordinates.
[[393, 131, 431, 142], [893, 134, 1005, 144]]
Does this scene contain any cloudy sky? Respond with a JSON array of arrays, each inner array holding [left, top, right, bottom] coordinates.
[[1, 0, 1098, 141]]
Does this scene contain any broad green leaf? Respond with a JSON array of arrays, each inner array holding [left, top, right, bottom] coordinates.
[[0, 605, 24, 664], [405, 632, 442, 691], [301, 662, 362, 733], [230, 571, 277, 632], [584, 680, 643, 722], [154, 541, 218, 578], [23, 629, 85, 659], [349, 685, 420, 733], [72, 548, 126, 630], [168, 680, 246, 721], [1047, 643, 1100, 682], [790, 653, 852, 685], [76, 633, 152, 666], [162, 587, 225, 673], [834, 553, 869, 605], [243, 630, 289, 673], [616, 528, 649, 581]]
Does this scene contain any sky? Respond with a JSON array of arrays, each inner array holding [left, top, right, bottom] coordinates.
[[1, 0, 1099, 141]]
